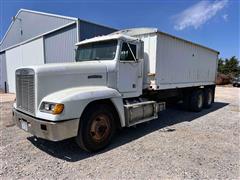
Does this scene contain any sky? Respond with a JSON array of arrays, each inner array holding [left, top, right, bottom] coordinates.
[[0, 0, 239, 59]]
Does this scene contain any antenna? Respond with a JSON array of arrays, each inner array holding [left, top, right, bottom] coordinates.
[[11, 16, 22, 21], [12, 16, 16, 21]]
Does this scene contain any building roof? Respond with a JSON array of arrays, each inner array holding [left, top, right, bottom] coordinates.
[[19, 9, 78, 21], [0, 9, 77, 47], [0, 9, 116, 52]]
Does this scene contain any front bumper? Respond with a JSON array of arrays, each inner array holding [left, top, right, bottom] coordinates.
[[13, 108, 79, 141]]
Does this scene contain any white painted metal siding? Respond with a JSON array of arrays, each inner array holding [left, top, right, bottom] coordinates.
[[6, 47, 22, 93], [0, 53, 7, 90], [44, 24, 77, 63], [22, 38, 44, 66], [155, 33, 218, 89], [6, 38, 44, 93], [137, 33, 218, 90]]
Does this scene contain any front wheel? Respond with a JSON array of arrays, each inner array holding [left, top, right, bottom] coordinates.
[[76, 103, 116, 152]]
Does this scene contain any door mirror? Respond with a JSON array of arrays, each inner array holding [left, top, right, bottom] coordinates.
[[137, 41, 144, 60]]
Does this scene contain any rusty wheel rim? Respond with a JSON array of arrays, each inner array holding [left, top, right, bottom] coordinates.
[[90, 114, 111, 143]]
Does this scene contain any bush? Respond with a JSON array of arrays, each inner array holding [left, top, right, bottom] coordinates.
[[218, 56, 239, 84], [216, 73, 231, 85]]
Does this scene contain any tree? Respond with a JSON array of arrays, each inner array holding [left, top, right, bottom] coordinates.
[[218, 58, 225, 74], [218, 56, 240, 77], [225, 56, 240, 77]]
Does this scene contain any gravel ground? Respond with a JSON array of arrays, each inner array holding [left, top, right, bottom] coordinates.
[[0, 86, 239, 179]]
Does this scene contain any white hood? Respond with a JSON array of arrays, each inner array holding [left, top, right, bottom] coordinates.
[[30, 61, 106, 76], [25, 61, 108, 109]]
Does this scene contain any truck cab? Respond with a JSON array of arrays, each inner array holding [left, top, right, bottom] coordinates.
[[13, 33, 162, 152], [75, 34, 144, 97]]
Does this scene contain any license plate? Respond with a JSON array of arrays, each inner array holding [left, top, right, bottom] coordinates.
[[20, 120, 28, 131]]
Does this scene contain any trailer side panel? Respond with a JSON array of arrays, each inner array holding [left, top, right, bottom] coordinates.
[[155, 33, 218, 90]]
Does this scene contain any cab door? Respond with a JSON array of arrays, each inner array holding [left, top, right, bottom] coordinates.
[[117, 41, 142, 95]]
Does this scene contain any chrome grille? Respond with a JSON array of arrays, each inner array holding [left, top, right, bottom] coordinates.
[[16, 69, 35, 115]]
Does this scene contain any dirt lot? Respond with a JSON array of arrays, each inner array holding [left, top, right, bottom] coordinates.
[[0, 87, 239, 179]]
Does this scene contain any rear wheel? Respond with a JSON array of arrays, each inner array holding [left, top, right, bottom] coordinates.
[[182, 93, 190, 110], [203, 88, 213, 108], [76, 103, 116, 152], [189, 90, 204, 112]]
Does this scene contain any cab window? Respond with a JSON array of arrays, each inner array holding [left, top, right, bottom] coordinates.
[[120, 42, 136, 61]]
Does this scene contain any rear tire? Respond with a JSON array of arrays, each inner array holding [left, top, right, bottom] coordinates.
[[76, 103, 116, 152], [182, 93, 190, 110], [189, 90, 204, 112], [203, 88, 213, 108]]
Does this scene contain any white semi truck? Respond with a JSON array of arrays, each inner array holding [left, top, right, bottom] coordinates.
[[13, 28, 219, 152]]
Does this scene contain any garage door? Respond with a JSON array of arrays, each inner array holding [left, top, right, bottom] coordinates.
[[6, 38, 44, 93]]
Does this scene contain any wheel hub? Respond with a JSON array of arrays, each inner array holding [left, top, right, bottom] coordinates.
[[90, 114, 110, 142]]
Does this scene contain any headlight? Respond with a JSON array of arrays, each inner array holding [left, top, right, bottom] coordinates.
[[40, 102, 64, 114]]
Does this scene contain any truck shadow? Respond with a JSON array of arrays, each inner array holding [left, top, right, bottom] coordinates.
[[27, 101, 228, 162]]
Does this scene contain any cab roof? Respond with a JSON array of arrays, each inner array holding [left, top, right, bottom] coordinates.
[[75, 34, 139, 46]]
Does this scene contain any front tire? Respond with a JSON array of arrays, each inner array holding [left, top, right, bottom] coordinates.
[[76, 103, 116, 152]]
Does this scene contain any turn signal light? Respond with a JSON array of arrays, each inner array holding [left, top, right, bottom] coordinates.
[[52, 104, 64, 114]]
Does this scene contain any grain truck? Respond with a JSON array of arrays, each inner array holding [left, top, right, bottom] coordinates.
[[13, 28, 219, 152]]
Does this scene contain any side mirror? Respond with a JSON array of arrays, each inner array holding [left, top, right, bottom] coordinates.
[[137, 41, 144, 60]]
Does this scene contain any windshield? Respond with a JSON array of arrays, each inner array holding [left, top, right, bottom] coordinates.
[[75, 40, 117, 61]]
